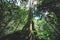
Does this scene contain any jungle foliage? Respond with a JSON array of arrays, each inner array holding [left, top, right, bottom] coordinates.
[[0, 0, 60, 40]]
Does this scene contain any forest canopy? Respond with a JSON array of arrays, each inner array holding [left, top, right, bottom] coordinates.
[[0, 0, 60, 40]]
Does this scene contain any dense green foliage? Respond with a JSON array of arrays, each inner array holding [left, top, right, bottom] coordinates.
[[0, 0, 60, 40], [0, 1, 28, 36]]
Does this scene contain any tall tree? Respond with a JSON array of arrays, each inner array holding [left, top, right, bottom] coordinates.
[[28, 0, 33, 40]]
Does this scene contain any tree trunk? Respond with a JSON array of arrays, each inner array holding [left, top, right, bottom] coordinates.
[[28, 0, 35, 40], [28, 7, 33, 40], [28, 0, 33, 40]]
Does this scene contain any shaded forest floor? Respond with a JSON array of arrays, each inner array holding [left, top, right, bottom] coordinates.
[[0, 30, 38, 40], [0, 30, 60, 40], [0, 30, 29, 40]]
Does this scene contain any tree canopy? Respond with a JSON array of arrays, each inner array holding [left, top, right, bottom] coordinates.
[[0, 0, 60, 40]]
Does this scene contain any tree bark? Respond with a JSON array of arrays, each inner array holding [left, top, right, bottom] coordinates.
[[28, 7, 33, 40], [28, 0, 33, 40], [28, 0, 35, 40]]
